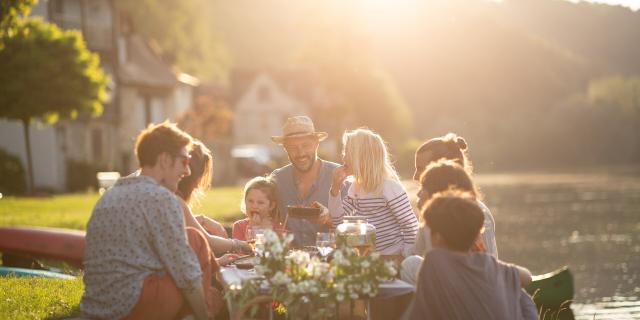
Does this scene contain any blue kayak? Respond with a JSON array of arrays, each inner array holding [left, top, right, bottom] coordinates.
[[0, 266, 76, 279]]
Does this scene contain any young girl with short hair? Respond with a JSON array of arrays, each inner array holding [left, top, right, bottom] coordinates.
[[232, 176, 285, 241]]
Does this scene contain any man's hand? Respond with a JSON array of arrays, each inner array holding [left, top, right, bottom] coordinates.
[[310, 201, 331, 225], [331, 166, 348, 197]]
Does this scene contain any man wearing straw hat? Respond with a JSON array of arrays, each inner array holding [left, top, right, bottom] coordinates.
[[271, 116, 344, 247]]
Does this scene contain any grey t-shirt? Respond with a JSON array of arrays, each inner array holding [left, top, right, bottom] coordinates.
[[410, 249, 524, 320], [271, 159, 342, 246]]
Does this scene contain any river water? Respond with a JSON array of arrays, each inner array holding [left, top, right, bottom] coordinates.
[[473, 168, 640, 319]]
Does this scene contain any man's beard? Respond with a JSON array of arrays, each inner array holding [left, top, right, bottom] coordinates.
[[290, 154, 316, 173]]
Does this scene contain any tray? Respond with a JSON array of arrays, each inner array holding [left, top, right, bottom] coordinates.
[[287, 206, 322, 219]]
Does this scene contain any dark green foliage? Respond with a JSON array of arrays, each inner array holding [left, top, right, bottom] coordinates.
[[0, 18, 107, 124], [65, 159, 104, 192], [0, 0, 36, 30], [0, 148, 26, 195], [0, 15, 108, 193]]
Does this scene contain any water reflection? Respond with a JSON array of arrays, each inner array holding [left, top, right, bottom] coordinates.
[[475, 169, 640, 319]]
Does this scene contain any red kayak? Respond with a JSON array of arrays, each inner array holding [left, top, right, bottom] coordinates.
[[0, 227, 85, 268]]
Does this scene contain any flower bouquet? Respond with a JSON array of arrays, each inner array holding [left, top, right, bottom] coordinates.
[[226, 230, 397, 319]]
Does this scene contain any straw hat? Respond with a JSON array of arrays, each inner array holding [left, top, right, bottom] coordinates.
[[271, 116, 328, 144]]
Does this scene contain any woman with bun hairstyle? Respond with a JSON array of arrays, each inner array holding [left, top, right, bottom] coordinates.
[[411, 133, 496, 256]]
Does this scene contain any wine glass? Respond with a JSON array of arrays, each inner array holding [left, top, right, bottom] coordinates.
[[316, 232, 336, 257], [246, 226, 265, 254]]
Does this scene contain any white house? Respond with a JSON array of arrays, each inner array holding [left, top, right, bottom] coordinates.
[[232, 72, 309, 150]]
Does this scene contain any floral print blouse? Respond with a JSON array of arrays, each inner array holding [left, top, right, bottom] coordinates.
[[80, 175, 202, 319]]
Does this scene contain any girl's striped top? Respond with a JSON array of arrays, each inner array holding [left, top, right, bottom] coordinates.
[[329, 178, 419, 256]]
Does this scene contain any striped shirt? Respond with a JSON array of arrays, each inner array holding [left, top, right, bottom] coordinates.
[[329, 179, 419, 256]]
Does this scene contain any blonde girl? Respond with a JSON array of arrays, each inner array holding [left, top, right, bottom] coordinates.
[[329, 128, 418, 257]]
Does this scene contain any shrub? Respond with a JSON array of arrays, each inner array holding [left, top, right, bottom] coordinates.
[[0, 148, 26, 195], [66, 160, 105, 192]]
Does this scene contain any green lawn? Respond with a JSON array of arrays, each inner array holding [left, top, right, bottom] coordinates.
[[0, 187, 244, 319], [0, 186, 245, 230]]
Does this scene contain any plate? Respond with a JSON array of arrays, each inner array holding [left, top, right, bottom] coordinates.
[[287, 206, 322, 219], [231, 255, 260, 267]]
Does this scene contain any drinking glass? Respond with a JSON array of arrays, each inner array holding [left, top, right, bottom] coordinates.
[[246, 226, 265, 253], [316, 232, 336, 257]]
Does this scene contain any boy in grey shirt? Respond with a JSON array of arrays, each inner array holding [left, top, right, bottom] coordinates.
[[410, 191, 532, 320]]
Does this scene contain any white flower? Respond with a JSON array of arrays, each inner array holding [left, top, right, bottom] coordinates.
[[350, 293, 359, 300], [370, 252, 380, 260], [284, 232, 294, 243], [271, 271, 291, 286], [264, 229, 279, 242], [360, 260, 370, 269], [287, 250, 310, 266], [384, 261, 397, 275], [287, 282, 298, 294], [254, 265, 268, 275], [336, 293, 344, 302], [271, 242, 283, 255]]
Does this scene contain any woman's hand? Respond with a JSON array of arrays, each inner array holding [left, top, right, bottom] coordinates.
[[235, 239, 253, 254], [216, 253, 240, 266], [310, 201, 331, 225], [196, 215, 228, 238], [331, 166, 348, 197]]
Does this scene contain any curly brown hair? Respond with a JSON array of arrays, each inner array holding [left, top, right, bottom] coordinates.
[[422, 190, 484, 252], [135, 121, 192, 167]]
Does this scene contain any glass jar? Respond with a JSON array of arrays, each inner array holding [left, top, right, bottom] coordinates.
[[335, 216, 376, 255]]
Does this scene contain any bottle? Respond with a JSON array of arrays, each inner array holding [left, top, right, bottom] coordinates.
[[335, 216, 376, 255]]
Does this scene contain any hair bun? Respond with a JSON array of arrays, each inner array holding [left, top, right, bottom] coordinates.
[[455, 137, 468, 151]]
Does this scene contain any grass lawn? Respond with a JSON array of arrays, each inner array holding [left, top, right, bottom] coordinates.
[[0, 276, 83, 320], [0, 187, 244, 319], [0, 186, 245, 230]]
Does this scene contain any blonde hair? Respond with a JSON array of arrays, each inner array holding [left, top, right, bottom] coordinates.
[[343, 128, 399, 194], [240, 176, 281, 222]]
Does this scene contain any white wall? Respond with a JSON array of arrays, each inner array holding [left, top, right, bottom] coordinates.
[[0, 120, 66, 191]]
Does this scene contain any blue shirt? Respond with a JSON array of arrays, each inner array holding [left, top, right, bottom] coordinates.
[[271, 159, 344, 246]]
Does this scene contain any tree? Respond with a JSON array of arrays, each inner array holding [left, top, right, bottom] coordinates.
[[0, 17, 108, 194], [177, 95, 233, 142], [0, 0, 36, 31], [116, 0, 230, 83], [292, 2, 413, 149]]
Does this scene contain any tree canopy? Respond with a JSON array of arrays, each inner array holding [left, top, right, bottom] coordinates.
[[0, 18, 108, 124], [116, 0, 230, 83], [0, 0, 36, 31], [0, 16, 108, 193]]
